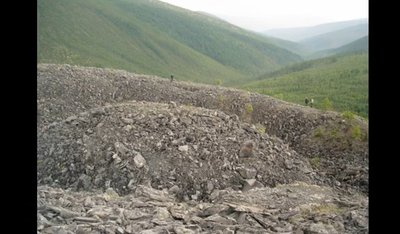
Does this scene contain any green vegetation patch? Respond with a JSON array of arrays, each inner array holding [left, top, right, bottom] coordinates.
[[241, 53, 368, 118], [309, 156, 321, 169], [38, 0, 302, 86]]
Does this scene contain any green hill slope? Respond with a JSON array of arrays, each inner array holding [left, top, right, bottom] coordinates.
[[240, 53, 368, 118], [38, 0, 302, 85], [309, 36, 368, 59], [262, 36, 312, 58]]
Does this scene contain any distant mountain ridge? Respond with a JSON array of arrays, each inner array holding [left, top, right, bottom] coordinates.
[[263, 19, 368, 42], [300, 23, 368, 52], [309, 36, 368, 59], [38, 0, 302, 85]]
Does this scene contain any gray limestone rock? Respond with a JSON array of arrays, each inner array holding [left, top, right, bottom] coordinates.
[[134, 153, 146, 168]]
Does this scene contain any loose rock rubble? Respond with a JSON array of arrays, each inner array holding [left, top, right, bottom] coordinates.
[[38, 182, 368, 233], [37, 64, 368, 194], [37, 64, 368, 233], [38, 101, 315, 200]]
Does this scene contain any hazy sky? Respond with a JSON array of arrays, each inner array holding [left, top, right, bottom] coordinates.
[[159, 0, 368, 31]]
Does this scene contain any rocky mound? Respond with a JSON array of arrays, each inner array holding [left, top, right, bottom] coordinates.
[[37, 63, 369, 233], [38, 182, 368, 233], [38, 64, 368, 194], [38, 100, 316, 200]]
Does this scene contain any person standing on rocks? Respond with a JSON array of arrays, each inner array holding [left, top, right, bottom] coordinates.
[[170, 74, 174, 82], [310, 98, 314, 107], [305, 97, 309, 106]]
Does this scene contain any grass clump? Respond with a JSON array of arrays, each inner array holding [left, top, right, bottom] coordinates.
[[254, 123, 266, 134], [322, 98, 333, 110], [309, 156, 321, 169], [215, 79, 223, 86], [342, 110, 355, 120], [245, 103, 254, 114], [351, 124, 362, 140], [313, 127, 325, 138]]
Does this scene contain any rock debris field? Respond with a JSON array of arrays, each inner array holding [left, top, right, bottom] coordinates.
[[37, 64, 368, 233]]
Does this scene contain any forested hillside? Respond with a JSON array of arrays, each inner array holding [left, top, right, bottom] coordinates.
[[38, 0, 302, 85], [240, 52, 368, 118], [309, 36, 368, 59]]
